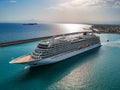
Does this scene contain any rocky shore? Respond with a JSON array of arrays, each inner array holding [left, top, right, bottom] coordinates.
[[92, 25, 120, 33]]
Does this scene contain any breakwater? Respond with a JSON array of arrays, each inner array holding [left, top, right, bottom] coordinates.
[[0, 31, 90, 47]]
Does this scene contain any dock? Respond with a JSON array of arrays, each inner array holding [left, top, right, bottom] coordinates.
[[0, 31, 91, 47]]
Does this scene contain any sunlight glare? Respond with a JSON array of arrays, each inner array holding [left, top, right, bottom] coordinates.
[[62, 24, 86, 33]]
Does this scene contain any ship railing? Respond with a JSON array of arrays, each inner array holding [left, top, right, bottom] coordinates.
[[31, 56, 39, 60], [32, 52, 39, 56], [71, 38, 84, 43], [31, 54, 39, 60], [36, 45, 49, 49], [35, 49, 41, 53], [36, 46, 49, 50], [34, 49, 39, 53]]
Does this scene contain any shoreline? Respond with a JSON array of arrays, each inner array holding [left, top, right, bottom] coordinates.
[[92, 25, 120, 34]]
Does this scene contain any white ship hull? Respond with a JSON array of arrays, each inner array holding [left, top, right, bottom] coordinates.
[[29, 43, 101, 67]]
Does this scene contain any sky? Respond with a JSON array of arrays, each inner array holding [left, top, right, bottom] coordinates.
[[0, 0, 120, 24]]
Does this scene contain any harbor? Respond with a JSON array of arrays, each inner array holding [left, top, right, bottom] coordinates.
[[1, 0, 120, 89]]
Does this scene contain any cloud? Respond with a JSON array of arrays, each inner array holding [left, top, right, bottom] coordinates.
[[95, 0, 120, 8], [10, 0, 16, 3], [49, 0, 120, 10], [45, 0, 120, 24]]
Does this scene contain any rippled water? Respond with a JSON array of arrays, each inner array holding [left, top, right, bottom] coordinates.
[[0, 24, 120, 90]]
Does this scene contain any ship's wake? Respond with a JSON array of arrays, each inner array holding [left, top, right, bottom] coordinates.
[[24, 65, 30, 70]]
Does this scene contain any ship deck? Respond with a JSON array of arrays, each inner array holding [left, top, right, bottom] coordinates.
[[10, 55, 34, 64]]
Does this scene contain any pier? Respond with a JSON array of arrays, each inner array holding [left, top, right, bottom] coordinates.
[[0, 31, 91, 47]]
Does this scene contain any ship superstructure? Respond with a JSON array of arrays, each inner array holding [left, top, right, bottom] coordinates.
[[10, 31, 101, 66]]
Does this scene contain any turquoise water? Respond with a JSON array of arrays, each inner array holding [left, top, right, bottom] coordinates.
[[0, 24, 120, 90]]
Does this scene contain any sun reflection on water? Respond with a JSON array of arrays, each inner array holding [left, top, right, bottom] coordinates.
[[62, 24, 91, 33], [48, 61, 94, 90]]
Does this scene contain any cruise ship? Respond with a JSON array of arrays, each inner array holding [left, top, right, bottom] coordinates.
[[9, 31, 101, 67]]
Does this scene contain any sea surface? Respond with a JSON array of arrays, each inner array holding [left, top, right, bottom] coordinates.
[[0, 23, 120, 90], [0, 23, 90, 43]]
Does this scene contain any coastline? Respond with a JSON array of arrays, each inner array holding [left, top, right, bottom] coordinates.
[[92, 24, 120, 33]]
